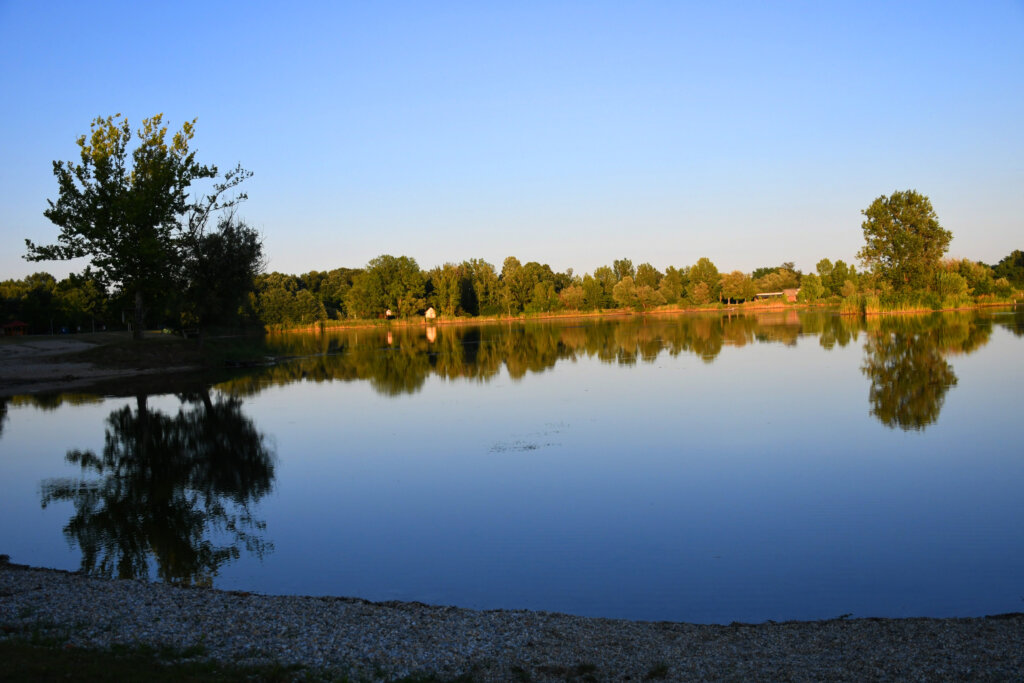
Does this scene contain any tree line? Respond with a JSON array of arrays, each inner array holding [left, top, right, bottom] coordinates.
[[8, 114, 1024, 335], [6, 245, 1021, 334], [214, 247, 1022, 327], [16, 114, 262, 340]]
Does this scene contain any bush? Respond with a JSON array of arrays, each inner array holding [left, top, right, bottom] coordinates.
[[934, 271, 969, 298], [993, 277, 1013, 298]]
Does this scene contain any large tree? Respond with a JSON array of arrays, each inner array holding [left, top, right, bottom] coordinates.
[[348, 254, 425, 318], [25, 114, 248, 339], [179, 212, 263, 342], [857, 190, 952, 292], [687, 257, 720, 303], [992, 249, 1024, 287]]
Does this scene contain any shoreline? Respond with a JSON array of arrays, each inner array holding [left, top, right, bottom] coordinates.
[[0, 335, 206, 399], [2, 302, 1018, 399], [2, 558, 1021, 681], [269, 299, 1020, 335]]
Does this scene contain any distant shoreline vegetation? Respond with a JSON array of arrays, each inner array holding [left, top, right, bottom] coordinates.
[[3, 251, 1023, 337], [9, 144, 1024, 339]]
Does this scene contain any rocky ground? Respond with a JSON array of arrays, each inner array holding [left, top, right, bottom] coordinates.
[[2, 560, 1021, 681]]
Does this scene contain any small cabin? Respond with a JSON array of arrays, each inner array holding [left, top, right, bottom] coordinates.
[[424, 307, 437, 320], [2, 320, 28, 336]]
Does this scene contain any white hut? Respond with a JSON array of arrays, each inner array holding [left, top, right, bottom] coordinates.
[[424, 307, 437, 320]]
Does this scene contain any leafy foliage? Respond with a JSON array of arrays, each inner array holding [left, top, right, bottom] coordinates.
[[347, 255, 425, 318], [612, 276, 639, 308], [858, 190, 952, 291], [992, 249, 1024, 287], [797, 273, 825, 302], [687, 257, 720, 303], [25, 114, 252, 338], [179, 213, 263, 339]]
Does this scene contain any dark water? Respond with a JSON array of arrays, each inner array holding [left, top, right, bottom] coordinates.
[[2, 307, 1023, 623]]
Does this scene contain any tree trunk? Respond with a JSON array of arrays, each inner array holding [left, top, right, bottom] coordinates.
[[133, 289, 145, 341]]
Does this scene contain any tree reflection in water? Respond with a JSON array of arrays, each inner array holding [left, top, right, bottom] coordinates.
[[217, 310, 1006, 434], [860, 313, 992, 431], [40, 391, 275, 585]]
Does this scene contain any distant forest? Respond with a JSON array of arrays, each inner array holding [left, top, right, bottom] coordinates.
[[3, 250, 1022, 335]]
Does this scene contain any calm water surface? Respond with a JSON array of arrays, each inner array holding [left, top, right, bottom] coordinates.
[[2, 308, 1023, 623]]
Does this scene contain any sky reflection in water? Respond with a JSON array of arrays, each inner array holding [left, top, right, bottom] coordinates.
[[1, 308, 1022, 623]]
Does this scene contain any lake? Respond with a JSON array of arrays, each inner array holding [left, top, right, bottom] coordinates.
[[2, 307, 1022, 624]]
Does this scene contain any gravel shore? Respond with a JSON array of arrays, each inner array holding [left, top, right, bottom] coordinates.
[[2, 560, 1021, 681]]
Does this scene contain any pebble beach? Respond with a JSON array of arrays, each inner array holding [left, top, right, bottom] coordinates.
[[2, 559, 1022, 681]]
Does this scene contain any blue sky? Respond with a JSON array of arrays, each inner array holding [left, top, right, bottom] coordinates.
[[1, 1, 1021, 280]]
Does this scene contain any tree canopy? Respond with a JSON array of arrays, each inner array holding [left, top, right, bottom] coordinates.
[[992, 250, 1024, 287], [25, 114, 252, 338], [857, 190, 952, 291], [346, 255, 425, 318]]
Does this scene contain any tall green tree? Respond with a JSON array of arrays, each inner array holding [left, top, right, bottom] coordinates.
[[816, 258, 834, 288], [581, 274, 604, 309], [612, 276, 639, 308], [798, 273, 825, 302], [558, 284, 585, 310], [858, 190, 952, 291], [687, 257, 720, 303], [25, 114, 248, 339], [992, 250, 1024, 287], [427, 263, 464, 316], [658, 266, 686, 304], [528, 280, 558, 313], [830, 260, 855, 295], [179, 213, 263, 341], [592, 266, 617, 307], [635, 262, 663, 288], [349, 255, 426, 318], [460, 259, 494, 315], [500, 256, 534, 315], [719, 271, 751, 304], [634, 284, 666, 311], [612, 258, 636, 282], [56, 270, 108, 332]]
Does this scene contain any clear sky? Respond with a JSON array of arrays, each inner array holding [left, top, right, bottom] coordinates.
[[1, 1, 1021, 281]]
